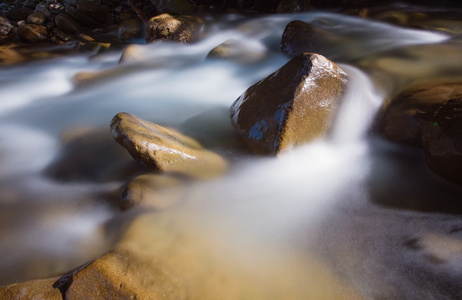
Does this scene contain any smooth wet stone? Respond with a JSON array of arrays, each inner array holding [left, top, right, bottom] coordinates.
[[281, 20, 343, 59], [18, 24, 48, 43], [111, 112, 228, 178], [206, 39, 268, 64], [117, 18, 141, 40], [120, 173, 182, 210], [27, 12, 46, 25], [230, 53, 348, 155], [53, 249, 187, 299], [376, 78, 462, 185], [145, 13, 203, 43], [0, 17, 12, 36], [0, 277, 61, 299]]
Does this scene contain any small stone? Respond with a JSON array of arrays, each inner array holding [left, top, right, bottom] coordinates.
[[52, 27, 73, 41], [18, 24, 48, 43], [27, 12, 46, 25], [0, 48, 25, 65], [206, 39, 268, 64], [54, 13, 80, 33], [0, 17, 12, 36], [145, 13, 203, 43], [0, 277, 61, 299], [111, 112, 228, 178], [117, 18, 141, 40], [120, 173, 182, 210], [230, 53, 348, 155]]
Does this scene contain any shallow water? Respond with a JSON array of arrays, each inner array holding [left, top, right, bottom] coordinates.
[[1, 8, 462, 299]]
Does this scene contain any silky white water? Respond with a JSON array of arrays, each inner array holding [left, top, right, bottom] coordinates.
[[1, 10, 462, 299]]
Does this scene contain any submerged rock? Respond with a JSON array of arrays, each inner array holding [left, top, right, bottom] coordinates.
[[111, 112, 228, 178], [145, 13, 203, 43], [377, 78, 462, 185], [18, 24, 48, 43], [150, 0, 195, 15], [230, 53, 348, 155], [207, 39, 268, 64]]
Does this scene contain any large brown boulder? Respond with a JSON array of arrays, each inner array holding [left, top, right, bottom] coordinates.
[[145, 13, 203, 43], [111, 112, 228, 178], [0, 277, 61, 300], [230, 53, 348, 155], [376, 78, 462, 185]]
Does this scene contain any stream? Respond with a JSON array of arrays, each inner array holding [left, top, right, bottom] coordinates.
[[1, 7, 462, 299]]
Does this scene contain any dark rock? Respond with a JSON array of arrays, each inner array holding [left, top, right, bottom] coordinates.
[[76, 0, 111, 25], [54, 13, 80, 33], [5, 7, 33, 22], [230, 53, 348, 155], [151, 0, 195, 14], [35, 4, 52, 21], [145, 13, 203, 43], [117, 18, 141, 40], [277, 0, 311, 13], [111, 112, 228, 178], [0, 48, 25, 65], [0, 17, 12, 36], [377, 78, 462, 185], [0, 277, 61, 299], [18, 24, 48, 43], [27, 12, 46, 25], [52, 27, 73, 41], [206, 39, 268, 64], [281, 20, 343, 59]]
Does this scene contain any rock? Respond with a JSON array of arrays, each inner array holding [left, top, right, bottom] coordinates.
[[18, 24, 48, 43], [35, 4, 52, 21], [206, 39, 268, 64], [150, 0, 195, 14], [44, 127, 144, 182], [117, 18, 141, 40], [276, 0, 311, 13], [230, 53, 348, 155], [281, 20, 343, 59], [376, 78, 462, 185], [111, 112, 228, 178], [145, 13, 203, 43], [54, 13, 80, 33], [0, 277, 61, 300], [52, 27, 73, 41], [53, 249, 187, 299], [5, 7, 33, 22], [0, 48, 25, 65], [120, 173, 182, 210], [75, 0, 111, 25], [0, 17, 12, 36], [27, 12, 46, 25]]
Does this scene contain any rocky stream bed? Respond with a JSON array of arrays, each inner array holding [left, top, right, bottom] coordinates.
[[1, 0, 462, 299]]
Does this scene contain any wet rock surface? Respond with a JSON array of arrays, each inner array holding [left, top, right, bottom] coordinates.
[[230, 53, 348, 155], [111, 112, 228, 178], [207, 38, 268, 64], [377, 78, 462, 185], [145, 13, 203, 43], [0, 277, 61, 300]]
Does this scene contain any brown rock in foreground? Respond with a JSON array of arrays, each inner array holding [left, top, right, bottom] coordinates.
[[376, 78, 462, 185], [111, 112, 228, 178], [0, 277, 61, 300], [230, 53, 348, 155], [145, 13, 203, 43]]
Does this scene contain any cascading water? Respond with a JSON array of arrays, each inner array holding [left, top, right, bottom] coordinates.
[[1, 9, 462, 299]]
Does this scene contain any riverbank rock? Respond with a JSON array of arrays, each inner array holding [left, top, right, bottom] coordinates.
[[18, 24, 48, 43], [376, 78, 462, 185], [0, 17, 12, 36], [0, 277, 61, 299], [145, 13, 203, 43], [230, 53, 348, 155], [111, 112, 228, 178], [206, 39, 268, 64]]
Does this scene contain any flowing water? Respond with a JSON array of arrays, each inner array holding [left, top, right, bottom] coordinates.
[[1, 8, 462, 299]]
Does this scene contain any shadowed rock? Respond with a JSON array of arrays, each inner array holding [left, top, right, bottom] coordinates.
[[230, 53, 348, 155], [111, 112, 228, 178], [0, 277, 61, 299], [376, 78, 462, 185]]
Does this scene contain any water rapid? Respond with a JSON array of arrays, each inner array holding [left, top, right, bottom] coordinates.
[[1, 9, 462, 299]]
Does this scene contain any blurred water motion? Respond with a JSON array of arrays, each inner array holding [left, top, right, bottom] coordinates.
[[0, 9, 462, 299]]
